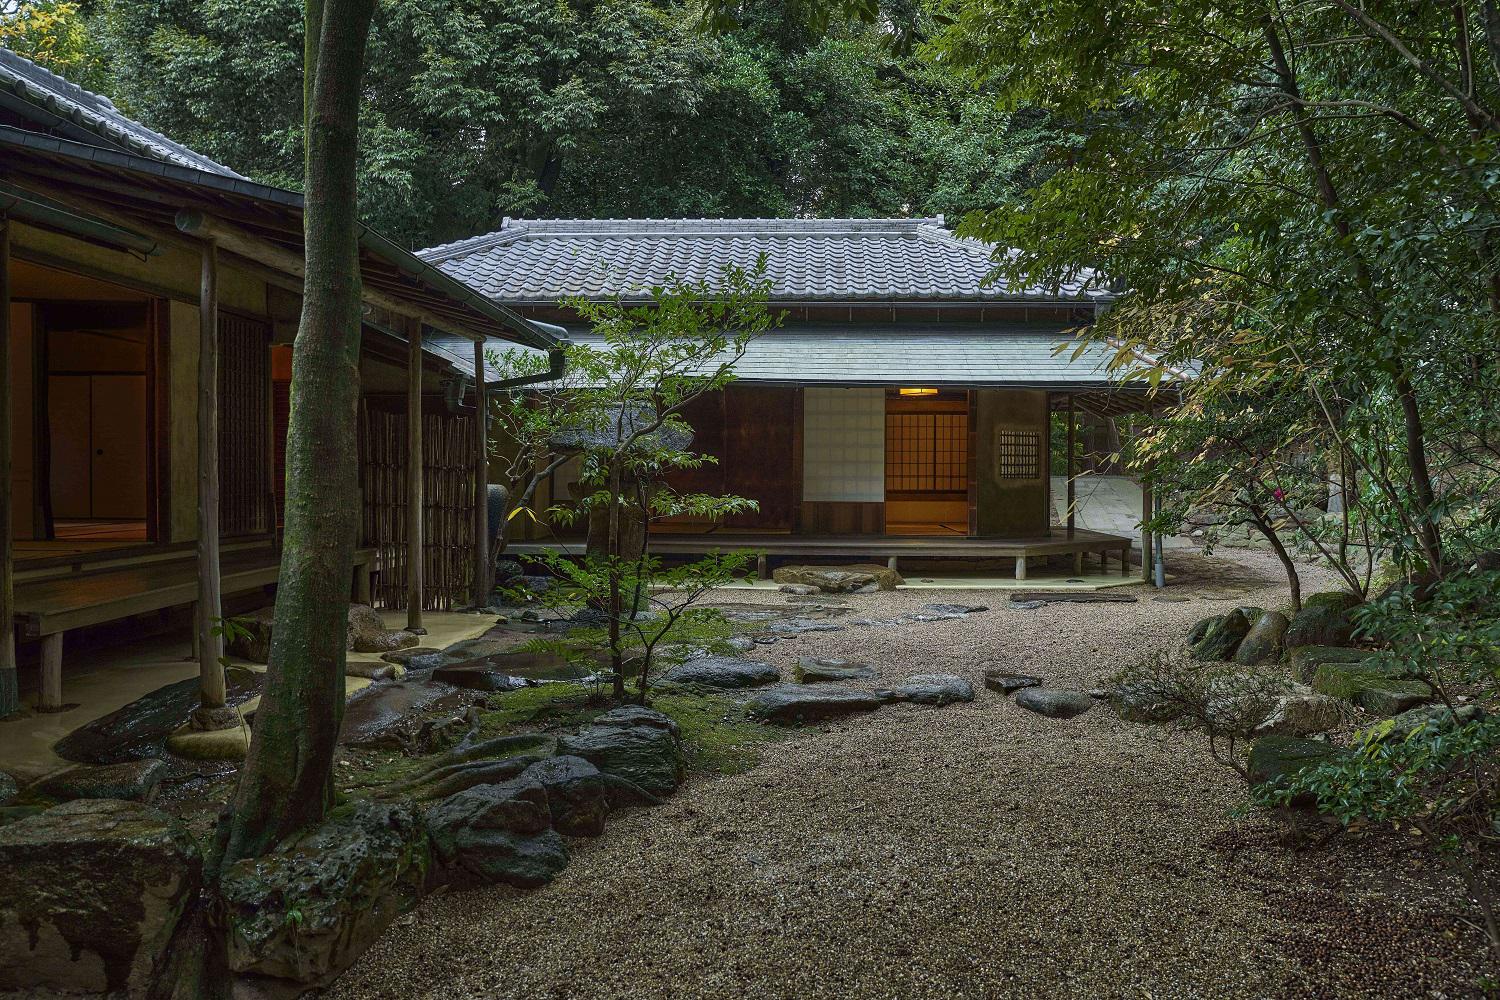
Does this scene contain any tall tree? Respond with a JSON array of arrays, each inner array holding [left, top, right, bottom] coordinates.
[[214, 0, 375, 866]]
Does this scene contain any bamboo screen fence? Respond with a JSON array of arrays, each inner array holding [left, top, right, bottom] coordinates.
[[218, 313, 273, 537], [359, 405, 477, 611]]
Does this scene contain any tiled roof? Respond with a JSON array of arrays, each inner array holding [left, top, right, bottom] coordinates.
[[0, 46, 242, 178], [420, 217, 1111, 303], [426, 323, 1129, 389]]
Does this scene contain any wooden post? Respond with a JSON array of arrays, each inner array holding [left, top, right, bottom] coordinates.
[[1066, 394, 1077, 539], [471, 339, 491, 608], [0, 216, 15, 717], [406, 316, 425, 633], [1140, 478, 1154, 583], [195, 241, 227, 721]]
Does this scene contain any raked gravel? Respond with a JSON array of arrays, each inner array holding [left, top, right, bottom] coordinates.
[[329, 549, 1489, 1000]]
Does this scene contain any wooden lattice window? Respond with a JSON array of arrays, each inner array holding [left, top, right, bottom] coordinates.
[[997, 429, 1041, 480], [885, 412, 968, 494], [218, 314, 272, 537]]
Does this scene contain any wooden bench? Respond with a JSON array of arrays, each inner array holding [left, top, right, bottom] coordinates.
[[14, 545, 375, 711]]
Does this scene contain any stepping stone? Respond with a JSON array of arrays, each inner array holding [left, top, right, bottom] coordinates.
[[794, 658, 876, 683], [890, 674, 975, 705], [53, 667, 262, 766], [1014, 688, 1095, 719], [922, 603, 988, 616], [1009, 592, 1139, 604], [35, 759, 169, 804], [746, 685, 883, 725], [983, 668, 1042, 694], [662, 656, 780, 688], [381, 646, 442, 666]]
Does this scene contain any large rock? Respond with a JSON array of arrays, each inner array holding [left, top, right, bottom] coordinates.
[[772, 563, 904, 593], [425, 776, 568, 888], [220, 800, 430, 987], [1190, 609, 1252, 662], [592, 704, 681, 738], [890, 674, 975, 706], [53, 667, 262, 765], [0, 799, 202, 997], [662, 655, 780, 689], [793, 658, 877, 683], [347, 604, 420, 654], [1289, 645, 1377, 683], [520, 756, 612, 837], [1253, 690, 1348, 737], [1311, 660, 1431, 715], [35, 759, 168, 804], [339, 677, 468, 749], [1247, 735, 1343, 798], [983, 668, 1042, 694], [226, 606, 276, 663], [556, 714, 684, 796], [1234, 610, 1290, 666], [1367, 703, 1486, 743], [746, 685, 883, 725], [1284, 592, 1362, 650], [1015, 688, 1095, 719]]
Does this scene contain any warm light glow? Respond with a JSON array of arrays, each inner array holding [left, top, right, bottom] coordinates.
[[899, 387, 939, 396]]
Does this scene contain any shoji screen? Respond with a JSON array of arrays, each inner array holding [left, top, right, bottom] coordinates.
[[802, 387, 885, 502]]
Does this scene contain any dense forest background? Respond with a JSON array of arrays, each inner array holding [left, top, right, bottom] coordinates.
[[1, 0, 1064, 247]]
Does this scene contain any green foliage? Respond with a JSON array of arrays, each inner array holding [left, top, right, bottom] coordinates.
[[0, 0, 108, 89], [72, 0, 1052, 244]]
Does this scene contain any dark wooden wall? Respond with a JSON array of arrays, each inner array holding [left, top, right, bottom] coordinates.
[[664, 385, 800, 531]]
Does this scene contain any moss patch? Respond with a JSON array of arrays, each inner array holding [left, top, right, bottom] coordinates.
[[649, 690, 789, 776]]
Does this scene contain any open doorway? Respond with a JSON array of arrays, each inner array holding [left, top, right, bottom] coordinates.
[[884, 389, 970, 535], [45, 304, 151, 542], [8, 258, 157, 560]]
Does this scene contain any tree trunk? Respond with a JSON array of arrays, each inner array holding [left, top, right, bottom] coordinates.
[[214, 0, 376, 867]]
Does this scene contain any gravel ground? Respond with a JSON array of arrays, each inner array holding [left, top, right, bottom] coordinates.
[[329, 549, 1491, 1000]]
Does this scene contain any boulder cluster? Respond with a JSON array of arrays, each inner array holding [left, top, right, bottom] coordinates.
[[0, 706, 687, 998]]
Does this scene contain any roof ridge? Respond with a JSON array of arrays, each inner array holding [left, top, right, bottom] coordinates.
[[0, 45, 242, 178]]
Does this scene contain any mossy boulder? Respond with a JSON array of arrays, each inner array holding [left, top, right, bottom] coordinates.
[[0, 799, 202, 997], [1289, 645, 1377, 683], [1234, 610, 1290, 666], [1190, 609, 1253, 662], [1285, 592, 1362, 650], [772, 563, 903, 592], [555, 707, 685, 796], [424, 775, 568, 889], [219, 800, 430, 988], [1248, 735, 1344, 801], [1311, 660, 1432, 715]]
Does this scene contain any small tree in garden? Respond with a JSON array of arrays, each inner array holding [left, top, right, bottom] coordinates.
[[505, 264, 776, 701]]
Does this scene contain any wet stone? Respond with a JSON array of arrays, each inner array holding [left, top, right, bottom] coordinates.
[[53, 666, 262, 765]]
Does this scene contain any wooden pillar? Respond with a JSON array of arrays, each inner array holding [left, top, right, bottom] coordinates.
[[195, 241, 227, 717], [471, 338, 491, 608], [1066, 394, 1077, 539], [406, 316, 425, 633], [0, 216, 15, 717], [1141, 478, 1154, 583]]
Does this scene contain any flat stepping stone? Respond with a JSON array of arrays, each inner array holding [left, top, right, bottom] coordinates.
[[381, 646, 442, 666], [1009, 592, 1139, 604], [747, 685, 883, 725], [922, 603, 988, 616], [794, 658, 876, 683], [339, 679, 468, 748], [1015, 688, 1095, 719], [53, 667, 262, 765], [890, 674, 975, 705], [35, 759, 168, 804], [662, 656, 780, 688], [984, 668, 1042, 694]]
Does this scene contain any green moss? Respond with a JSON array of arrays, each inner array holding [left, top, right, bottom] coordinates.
[[649, 690, 789, 776], [478, 684, 604, 735]]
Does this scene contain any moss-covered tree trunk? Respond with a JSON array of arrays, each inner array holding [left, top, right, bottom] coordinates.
[[214, 0, 376, 866]]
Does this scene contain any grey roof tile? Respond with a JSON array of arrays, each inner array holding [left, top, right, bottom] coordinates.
[[419, 217, 1111, 303], [0, 46, 242, 178], [428, 323, 1129, 389]]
